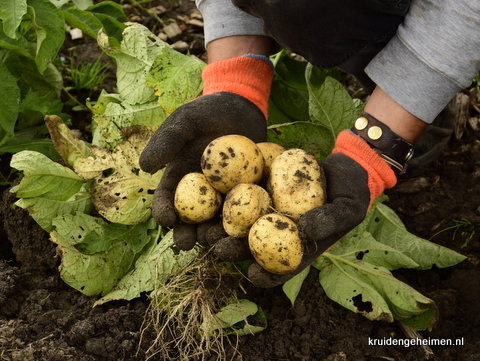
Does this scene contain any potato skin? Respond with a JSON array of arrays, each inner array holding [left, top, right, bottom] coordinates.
[[248, 214, 303, 275], [201, 135, 264, 194], [268, 148, 325, 221], [174, 172, 223, 224], [222, 183, 272, 237], [256, 142, 286, 181]]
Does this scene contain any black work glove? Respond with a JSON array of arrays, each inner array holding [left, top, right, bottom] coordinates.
[[139, 92, 267, 250]]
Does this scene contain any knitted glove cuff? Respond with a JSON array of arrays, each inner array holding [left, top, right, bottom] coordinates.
[[333, 130, 397, 207], [202, 55, 274, 118]]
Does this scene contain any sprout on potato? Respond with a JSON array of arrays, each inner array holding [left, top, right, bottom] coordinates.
[[201, 135, 264, 194], [248, 213, 303, 275], [222, 183, 272, 237], [174, 172, 222, 224]]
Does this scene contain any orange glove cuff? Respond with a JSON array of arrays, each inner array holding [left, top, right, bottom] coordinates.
[[333, 130, 397, 208], [202, 56, 273, 118]]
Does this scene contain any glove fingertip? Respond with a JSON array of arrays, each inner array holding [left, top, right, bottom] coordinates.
[[247, 263, 286, 289], [152, 202, 176, 228], [214, 237, 252, 262], [139, 150, 166, 174], [173, 221, 197, 251]]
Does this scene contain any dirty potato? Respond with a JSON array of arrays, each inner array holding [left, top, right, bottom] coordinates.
[[201, 135, 264, 194], [248, 213, 303, 275], [174, 172, 223, 224], [222, 183, 272, 237], [256, 142, 286, 181], [268, 148, 325, 221]]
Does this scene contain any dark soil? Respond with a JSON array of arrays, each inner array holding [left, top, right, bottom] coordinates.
[[1, 1, 480, 360]]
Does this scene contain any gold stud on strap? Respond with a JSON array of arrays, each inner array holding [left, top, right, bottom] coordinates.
[[367, 126, 382, 140], [354, 116, 369, 130]]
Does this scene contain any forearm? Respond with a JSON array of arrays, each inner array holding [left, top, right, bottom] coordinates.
[[207, 35, 272, 63], [365, 0, 480, 124], [364, 86, 426, 144]]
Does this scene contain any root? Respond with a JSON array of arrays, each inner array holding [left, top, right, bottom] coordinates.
[[139, 247, 244, 361]]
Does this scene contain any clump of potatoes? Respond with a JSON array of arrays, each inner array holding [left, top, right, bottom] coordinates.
[[173, 134, 326, 275]]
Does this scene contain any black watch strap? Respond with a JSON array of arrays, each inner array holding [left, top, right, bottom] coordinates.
[[351, 113, 414, 175]]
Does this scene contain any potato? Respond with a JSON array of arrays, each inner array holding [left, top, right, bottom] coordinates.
[[256, 142, 286, 181], [248, 213, 303, 275], [222, 183, 272, 237], [268, 148, 325, 221], [201, 135, 264, 194], [174, 172, 222, 224]]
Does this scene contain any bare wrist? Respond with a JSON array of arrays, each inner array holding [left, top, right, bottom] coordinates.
[[364, 86, 426, 143], [206, 35, 272, 63]]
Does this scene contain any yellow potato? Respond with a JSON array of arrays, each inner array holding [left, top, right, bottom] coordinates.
[[268, 148, 325, 221], [256, 142, 286, 181], [248, 213, 303, 275], [222, 183, 272, 237], [174, 172, 222, 224], [201, 135, 264, 194]]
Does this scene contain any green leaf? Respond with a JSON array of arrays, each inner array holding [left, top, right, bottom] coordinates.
[[61, 6, 103, 39], [267, 121, 334, 160], [400, 304, 437, 331], [317, 253, 435, 326], [90, 13, 125, 43], [306, 65, 362, 140], [0, 124, 61, 159], [75, 219, 157, 255], [0, 138, 58, 158], [203, 299, 267, 337], [10, 150, 84, 200], [50, 212, 136, 296], [13, 181, 93, 232], [326, 231, 420, 270], [94, 230, 197, 305], [367, 203, 467, 269], [17, 89, 64, 128], [146, 50, 205, 114], [98, 23, 167, 105], [2, 52, 63, 99], [0, 0, 27, 39], [0, 27, 35, 58], [52, 0, 93, 10], [269, 51, 310, 122], [72, 0, 93, 10], [87, 1, 127, 22], [26, 0, 65, 74], [0, 61, 20, 136], [282, 265, 310, 306]]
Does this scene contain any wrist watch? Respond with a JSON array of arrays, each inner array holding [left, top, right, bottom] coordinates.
[[351, 112, 414, 175]]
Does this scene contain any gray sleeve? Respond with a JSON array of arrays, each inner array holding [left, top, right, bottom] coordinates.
[[196, 0, 267, 46], [365, 0, 480, 123]]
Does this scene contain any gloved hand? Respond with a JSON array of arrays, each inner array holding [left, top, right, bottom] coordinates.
[[139, 55, 273, 250], [215, 129, 398, 288]]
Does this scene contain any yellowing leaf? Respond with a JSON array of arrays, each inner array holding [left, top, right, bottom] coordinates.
[[51, 213, 135, 296], [73, 126, 163, 224], [146, 51, 205, 113], [45, 114, 91, 166]]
